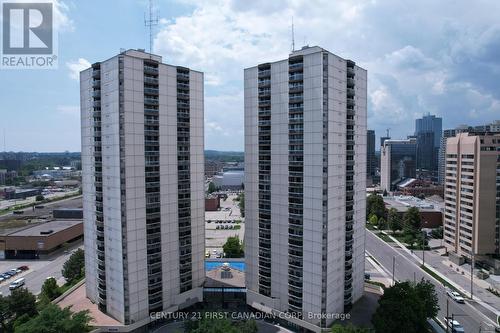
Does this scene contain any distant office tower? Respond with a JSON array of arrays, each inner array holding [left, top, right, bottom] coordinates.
[[244, 46, 367, 331], [443, 132, 500, 260], [380, 136, 390, 148], [367, 130, 376, 181], [415, 113, 442, 172], [438, 129, 458, 184], [80, 49, 204, 326], [380, 138, 417, 192]]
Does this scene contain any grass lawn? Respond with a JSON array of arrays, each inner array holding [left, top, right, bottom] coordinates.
[[375, 232, 394, 243], [420, 264, 464, 296]]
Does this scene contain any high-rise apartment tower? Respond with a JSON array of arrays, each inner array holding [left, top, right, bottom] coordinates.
[[80, 49, 204, 327], [244, 46, 367, 331]]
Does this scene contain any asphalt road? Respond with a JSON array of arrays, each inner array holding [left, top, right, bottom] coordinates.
[[366, 230, 498, 333]]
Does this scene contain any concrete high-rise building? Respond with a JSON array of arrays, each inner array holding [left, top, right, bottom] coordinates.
[[380, 138, 417, 192], [438, 121, 500, 184], [244, 46, 367, 331], [367, 130, 376, 182], [415, 113, 442, 172], [443, 132, 500, 260], [80, 49, 204, 327]]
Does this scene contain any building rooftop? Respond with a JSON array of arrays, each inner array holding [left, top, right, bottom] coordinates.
[[7, 219, 81, 237], [205, 264, 245, 288], [383, 195, 443, 212]]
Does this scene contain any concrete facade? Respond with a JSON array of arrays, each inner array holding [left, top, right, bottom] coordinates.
[[244, 46, 366, 331], [81, 50, 204, 326], [443, 133, 500, 259]]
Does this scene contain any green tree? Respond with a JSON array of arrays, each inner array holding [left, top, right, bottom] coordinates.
[[238, 192, 245, 217], [9, 288, 37, 319], [62, 249, 85, 284], [14, 304, 92, 333], [0, 295, 12, 332], [403, 207, 422, 242], [185, 315, 238, 333], [377, 218, 387, 230], [387, 208, 402, 234], [35, 195, 44, 202], [368, 214, 378, 226], [331, 324, 371, 333], [372, 280, 438, 333], [223, 236, 244, 258], [207, 182, 217, 194], [366, 194, 386, 219], [39, 277, 62, 305], [430, 226, 443, 239], [235, 319, 258, 333]]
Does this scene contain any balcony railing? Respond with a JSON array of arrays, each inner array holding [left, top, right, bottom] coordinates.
[[144, 66, 159, 75]]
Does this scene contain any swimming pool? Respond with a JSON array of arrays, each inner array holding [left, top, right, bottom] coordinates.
[[205, 261, 245, 272]]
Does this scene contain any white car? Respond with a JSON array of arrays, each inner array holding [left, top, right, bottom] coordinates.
[[447, 290, 465, 303], [444, 317, 465, 333]]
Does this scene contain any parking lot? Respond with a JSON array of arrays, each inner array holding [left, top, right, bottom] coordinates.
[[205, 193, 245, 257]]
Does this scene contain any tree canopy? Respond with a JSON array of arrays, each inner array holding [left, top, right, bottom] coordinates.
[[14, 304, 92, 333], [331, 324, 372, 333], [366, 194, 386, 219], [62, 249, 85, 284], [223, 236, 244, 258], [185, 316, 257, 333], [402, 207, 422, 244], [372, 280, 438, 333]]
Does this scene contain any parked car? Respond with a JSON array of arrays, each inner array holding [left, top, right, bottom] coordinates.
[[0, 274, 10, 280], [228, 225, 233, 229], [9, 269, 18, 275], [216, 225, 220, 230], [9, 278, 25, 290], [3, 272, 14, 277], [446, 290, 465, 304], [17, 266, 29, 271], [224, 225, 229, 229], [444, 317, 464, 333], [0, 277, 4, 282]]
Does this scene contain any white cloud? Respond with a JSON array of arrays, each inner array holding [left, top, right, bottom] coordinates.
[[56, 105, 79, 116], [153, 0, 500, 149], [66, 58, 91, 80], [53, 0, 74, 31]]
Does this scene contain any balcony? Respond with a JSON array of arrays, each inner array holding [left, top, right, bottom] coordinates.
[[177, 82, 189, 90], [289, 84, 303, 93], [92, 70, 101, 78], [144, 76, 159, 85], [178, 92, 190, 99], [289, 95, 303, 103], [289, 106, 303, 113], [347, 99, 355, 108], [289, 74, 303, 82], [347, 67, 355, 77], [258, 69, 271, 78], [144, 66, 159, 75], [92, 90, 101, 98], [258, 89, 271, 97], [92, 80, 100, 88], [289, 62, 303, 72], [144, 87, 159, 95], [258, 79, 271, 87], [259, 100, 271, 107], [177, 102, 190, 108], [177, 72, 190, 81], [144, 107, 158, 113], [347, 88, 355, 98], [93, 101, 101, 108], [347, 78, 355, 88], [144, 97, 159, 106]]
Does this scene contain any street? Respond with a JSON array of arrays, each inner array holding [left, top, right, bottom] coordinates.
[[366, 230, 498, 333]]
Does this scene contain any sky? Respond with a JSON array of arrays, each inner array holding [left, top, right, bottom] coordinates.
[[1, 0, 500, 152]]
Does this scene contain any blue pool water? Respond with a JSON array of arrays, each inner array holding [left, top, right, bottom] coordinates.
[[205, 261, 245, 272]]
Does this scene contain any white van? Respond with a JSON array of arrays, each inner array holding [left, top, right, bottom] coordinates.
[[9, 278, 25, 290]]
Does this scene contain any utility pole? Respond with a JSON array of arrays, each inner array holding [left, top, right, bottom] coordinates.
[[446, 298, 449, 333], [422, 230, 426, 267], [470, 254, 474, 300], [392, 256, 395, 286]]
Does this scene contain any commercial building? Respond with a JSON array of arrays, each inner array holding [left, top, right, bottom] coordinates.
[[244, 46, 366, 331], [415, 113, 442, 172], [81, 49, 204, 327], [0, 220, 83, 259], [395, 178, 443, 197], [367, 130, 376, 183], [205, 196, 220, 211], [383, 195, 443, 229], [380, 138, 417, 192], [443, 132, 500, 261], [3, 188, 41, 200]]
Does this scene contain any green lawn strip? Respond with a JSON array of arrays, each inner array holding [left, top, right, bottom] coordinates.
[[420, 264, 465, 297]]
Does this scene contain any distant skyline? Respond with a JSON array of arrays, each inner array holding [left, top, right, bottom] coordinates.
[[2, 0, 500, 152]]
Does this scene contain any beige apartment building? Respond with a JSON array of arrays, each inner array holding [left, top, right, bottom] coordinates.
[[443, 132, 500, 261]]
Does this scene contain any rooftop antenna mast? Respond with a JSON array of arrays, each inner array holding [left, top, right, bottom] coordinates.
[[291, 17, 295, 52], [144, 0, 159, 54], [386, 128, 391, 137]]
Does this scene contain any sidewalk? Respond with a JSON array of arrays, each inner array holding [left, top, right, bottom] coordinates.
[[384, 231, 500, 319]]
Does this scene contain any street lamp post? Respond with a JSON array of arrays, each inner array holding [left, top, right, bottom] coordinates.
[[470, 253, 474, 300], [392, 256, 395, 286]]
